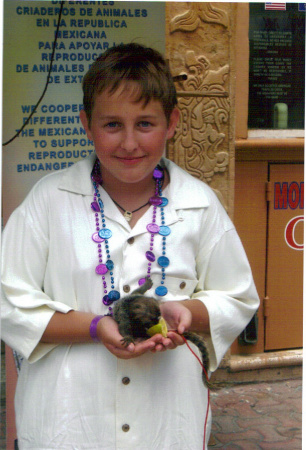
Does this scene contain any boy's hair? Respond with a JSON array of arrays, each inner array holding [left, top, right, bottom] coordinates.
[[82, 43, 177, 126]]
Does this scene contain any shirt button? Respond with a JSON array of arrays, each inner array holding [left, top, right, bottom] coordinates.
[[127, 237, 135, 245], [180, 281, 186, 289], [122, 377, 130, 385], [122, 424, 130, 432], [123, 285, 130, 293]]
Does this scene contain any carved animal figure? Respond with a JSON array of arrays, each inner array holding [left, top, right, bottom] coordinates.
[[113, 278, 216, 389]]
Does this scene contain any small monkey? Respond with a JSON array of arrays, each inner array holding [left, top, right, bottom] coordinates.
[[113, 277, 216, 390]]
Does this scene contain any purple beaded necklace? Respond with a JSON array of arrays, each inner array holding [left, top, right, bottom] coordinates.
[[91, 158, 171, 314]]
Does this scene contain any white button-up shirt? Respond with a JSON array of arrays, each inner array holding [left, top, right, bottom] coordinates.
[[1, 155, 259, 449]]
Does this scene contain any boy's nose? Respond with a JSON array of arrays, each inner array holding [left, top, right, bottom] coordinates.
[[121, 130, 138, 152]]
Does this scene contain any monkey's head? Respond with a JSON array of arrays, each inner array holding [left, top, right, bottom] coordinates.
[[128, 295, 161, 336]]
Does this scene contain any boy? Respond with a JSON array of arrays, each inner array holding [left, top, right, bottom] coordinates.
[[2, 43, 259, 449]]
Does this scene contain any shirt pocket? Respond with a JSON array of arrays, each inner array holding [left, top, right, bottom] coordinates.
[[151, 275, 198, 301]]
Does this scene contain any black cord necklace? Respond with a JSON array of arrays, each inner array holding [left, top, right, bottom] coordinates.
[[111, 199, 150, 222]]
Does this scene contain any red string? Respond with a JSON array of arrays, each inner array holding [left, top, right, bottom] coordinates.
[[173, 332, 211, 449]]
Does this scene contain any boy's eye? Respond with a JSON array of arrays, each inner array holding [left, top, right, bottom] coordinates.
[[104, 121, 121, 129], [138, 121, 152, 128]]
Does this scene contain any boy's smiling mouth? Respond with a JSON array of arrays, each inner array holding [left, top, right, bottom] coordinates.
[[115, 155, 146, 162]]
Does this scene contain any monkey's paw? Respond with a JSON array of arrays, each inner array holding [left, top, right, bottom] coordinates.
[[120, 336, 135, 347]]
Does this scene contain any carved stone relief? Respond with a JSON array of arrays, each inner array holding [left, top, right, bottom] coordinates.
[[166, 2, 236, 216]]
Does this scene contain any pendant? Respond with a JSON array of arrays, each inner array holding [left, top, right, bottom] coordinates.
[[159, 197, 169, 207], [106, 260, 114, 270], [99, 228, 112, 239], [91, 201, 100, 212], [103, 295, 113, 306], [157, 256, 170, 268], [153, 167, 163, 179], [147, 223, 160, 234], [108, 290, 120, 301], [96, 264, 108, 275], [124, 211, 133, 222], [155, 285, 168, 296], [146, 251, 156, 262], [92, 232, 105, 243], [159, 226, 171, 236], [149, 196, 163, 206]]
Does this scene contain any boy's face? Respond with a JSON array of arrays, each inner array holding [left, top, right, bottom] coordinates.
[[80, 84, 179, 187]]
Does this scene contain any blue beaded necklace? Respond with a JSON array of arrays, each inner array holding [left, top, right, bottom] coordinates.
[[91, 159, 170, 314]]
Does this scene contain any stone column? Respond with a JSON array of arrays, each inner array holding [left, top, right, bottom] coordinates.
[[166, 2, 236, 218]]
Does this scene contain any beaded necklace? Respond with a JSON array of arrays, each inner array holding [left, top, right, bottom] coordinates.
[[91, 159, 171, 314]]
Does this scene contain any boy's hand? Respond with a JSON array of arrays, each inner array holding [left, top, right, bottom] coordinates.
[[159, 301, 192, 335], [97, 315, 169, 359], [148, 301, 193, 352]]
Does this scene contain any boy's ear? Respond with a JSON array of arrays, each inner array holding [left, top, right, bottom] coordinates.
[[166, 108, 180, 140], [80, 109, 93, 140]]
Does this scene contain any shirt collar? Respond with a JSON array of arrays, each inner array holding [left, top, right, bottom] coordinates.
[[163, 158, 210, 209], [58, 153, 96, 195], [57, 154, 210, 209]]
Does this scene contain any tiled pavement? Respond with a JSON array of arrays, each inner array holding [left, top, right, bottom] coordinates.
[[209, 378, 302, 449]]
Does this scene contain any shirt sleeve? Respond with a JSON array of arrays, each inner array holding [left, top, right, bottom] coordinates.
[[1, 184, 73, 362], [191, 202, 260, 372]]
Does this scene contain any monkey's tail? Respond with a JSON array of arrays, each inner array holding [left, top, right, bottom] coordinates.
[[182, 331, 219, 390]]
